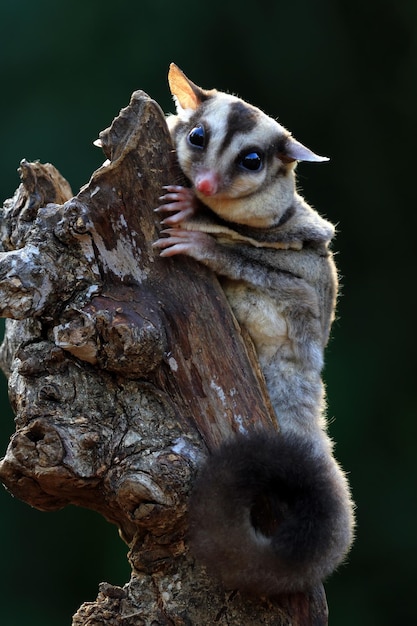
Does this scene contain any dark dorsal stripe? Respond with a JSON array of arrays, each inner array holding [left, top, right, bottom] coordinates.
[[218, 101, 259, 154]]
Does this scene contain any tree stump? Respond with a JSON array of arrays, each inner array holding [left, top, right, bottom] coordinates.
[[0, 90, 328, 624]]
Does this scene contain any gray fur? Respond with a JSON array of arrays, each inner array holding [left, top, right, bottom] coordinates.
[[154, 63, 355, 594]]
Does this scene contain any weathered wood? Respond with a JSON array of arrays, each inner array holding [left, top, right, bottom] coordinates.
[[0, 90, 328, 624]]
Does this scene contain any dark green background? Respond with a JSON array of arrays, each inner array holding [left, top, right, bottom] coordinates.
[[1, 1, 416, 624]]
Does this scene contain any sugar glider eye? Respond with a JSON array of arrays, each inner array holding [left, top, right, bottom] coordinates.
[[238, 150, 263, 172], [188, 125, 206, 148]]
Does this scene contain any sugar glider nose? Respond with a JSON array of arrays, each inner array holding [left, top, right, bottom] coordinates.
[[195, 172, 219, 196]]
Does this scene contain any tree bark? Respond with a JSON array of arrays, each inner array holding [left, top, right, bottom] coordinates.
[[0, 90, 328, 625]]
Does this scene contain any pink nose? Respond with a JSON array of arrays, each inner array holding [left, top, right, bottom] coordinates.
[[195, 173, 218, 196]]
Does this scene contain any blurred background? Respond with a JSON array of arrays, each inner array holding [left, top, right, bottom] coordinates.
[[0, 0, 415, 624]]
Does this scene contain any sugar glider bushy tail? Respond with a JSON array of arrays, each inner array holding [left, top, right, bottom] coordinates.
[[188, 432, 354, 596]]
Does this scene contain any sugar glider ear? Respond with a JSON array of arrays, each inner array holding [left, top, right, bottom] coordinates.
[[168, 63, 214, 112], [281, 136, 329, 163]]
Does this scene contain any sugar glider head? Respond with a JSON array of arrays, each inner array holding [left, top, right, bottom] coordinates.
[[167, 63, 329, 227]]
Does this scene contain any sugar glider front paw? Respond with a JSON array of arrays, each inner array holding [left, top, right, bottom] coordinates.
[[153, 228, 216, 261], [155, 185, 200, 226]]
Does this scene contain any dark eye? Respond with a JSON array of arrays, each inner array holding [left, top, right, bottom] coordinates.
[[188, 125, 206, 148], [238, 150, 263, 172]]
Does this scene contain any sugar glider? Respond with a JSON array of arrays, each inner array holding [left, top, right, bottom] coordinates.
[[154, 63, 354, 595]]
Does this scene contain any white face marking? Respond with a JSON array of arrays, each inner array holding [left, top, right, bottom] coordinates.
[[178, 93, 288, 197], [174, 92, 297, 226]]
